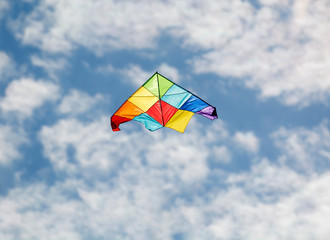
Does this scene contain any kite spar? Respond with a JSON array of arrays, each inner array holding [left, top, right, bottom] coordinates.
[[111, 72, 218, 133]]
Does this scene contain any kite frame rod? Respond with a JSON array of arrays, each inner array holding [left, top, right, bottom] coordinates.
[[156, 72, 216, 108], [156, 72, 165, 126]]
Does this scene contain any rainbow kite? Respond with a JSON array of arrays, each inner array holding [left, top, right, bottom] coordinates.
[[111, 72, 218, 133]]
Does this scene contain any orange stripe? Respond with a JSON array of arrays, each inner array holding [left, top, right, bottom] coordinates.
[[114, 101, 144, 119]]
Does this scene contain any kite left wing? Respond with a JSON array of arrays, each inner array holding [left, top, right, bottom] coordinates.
[[111, 72, 218, 133]]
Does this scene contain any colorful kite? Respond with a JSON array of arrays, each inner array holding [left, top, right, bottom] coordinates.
[[111, 72, 218, 133]]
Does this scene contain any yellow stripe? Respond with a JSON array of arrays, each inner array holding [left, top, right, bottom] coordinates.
[[128, 87, 158, 112]]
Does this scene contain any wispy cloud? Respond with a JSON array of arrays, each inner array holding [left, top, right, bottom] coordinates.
[[31, 55, 67, 80], [0, 0, 9, 20], [57, 89, 105, 116], [98, 63, 180, 87], [0, 125, 27, 165], [0, 51, 15, 81], [233, 131, 260, 153], [272, 120, 330, 173]]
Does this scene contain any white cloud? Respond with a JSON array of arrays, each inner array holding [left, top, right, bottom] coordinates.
[[38, 117, 226, 183], [0, 51, 14, 81], [11, 0, 251, 56], [191, 0, 330, 107], [0, 78, 60, 117], [0, 177, 185, 240], [211, 145, 232, 163], [120, 64, 152, 87], [0, 183, 83, 240], [1, 116, 330, 239], [3, 1, 330, 239], [227, 159, 307, 202], [233, 131, 259, 153], [0, 125, 27, 165], [145, 132, 210, 183], [171, 0, 255, 50], [272, 120, 330, 173], [158, 63, 180, 83], [12, 0, 330, 106], [57, 89, 104, 116], [11, 0, 178, 54], [2, 143, 330, 239], [31, 118, 230, 238], [97, 64, 151, 87], [39, 118, 115, 176], [179, 160, 330, 240], [203, 171, 330, 240], [0, 116, 219, 238]]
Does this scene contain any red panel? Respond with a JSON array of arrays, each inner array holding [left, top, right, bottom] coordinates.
[[161, 101, 178, 125], [111, 115, 132, 131], [146, 100, 178, 125], [146, 101, 163, 124]]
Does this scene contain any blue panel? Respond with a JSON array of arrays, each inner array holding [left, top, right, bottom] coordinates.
[[133, 113, 163, 131], [180, 95, 209, 112], [161, 85, 192, 108]]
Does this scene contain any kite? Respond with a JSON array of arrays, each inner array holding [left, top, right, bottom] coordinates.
[[111, 72, 218, 133]]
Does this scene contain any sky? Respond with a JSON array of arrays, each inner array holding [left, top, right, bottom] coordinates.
[[0, 0, 330, 239]]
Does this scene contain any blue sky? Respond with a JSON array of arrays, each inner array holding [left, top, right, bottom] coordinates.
[[0, 0, 330, 239]]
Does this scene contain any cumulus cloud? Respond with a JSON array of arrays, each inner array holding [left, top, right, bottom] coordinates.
[[2, 126, 330, 239], [0, 78, 60, 117], [0, 183, 84, 240], [0, 178, 185, 240], [38, 117, 227, 183], [32, 117, 231, 239], [39, 118, 115, 176], [192, 0, 330, 107], [0, 113, 329, 239], [11, 0, 178, 54], [202, 172, 330, 240], [12, 0, 330, 107]]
